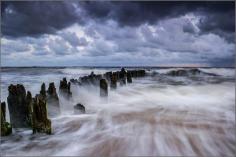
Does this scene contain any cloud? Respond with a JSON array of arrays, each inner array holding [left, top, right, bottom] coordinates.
[[197, 10, 235, 42], [48, 38, 71, 55], [183, 21, 197, 34], [1, 1, 83, 37], [1, 1, 235, 67], [1, 1, 234, 40], [86, 39, 117, 57], [1, 38, 31, 55], [60, 31, 88, 47], [80, 1, 234, 37], [73, 17, 234, 66], [32, 47, 50, 56]]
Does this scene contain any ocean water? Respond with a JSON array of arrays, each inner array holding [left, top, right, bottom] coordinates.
[[1, 67, 235, 156]]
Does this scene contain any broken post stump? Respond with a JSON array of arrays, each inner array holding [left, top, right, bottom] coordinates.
[[110, 73, 117, 89], [47, 82, 60, 115], [114, 71, 120, 81], [59, 78, 72, 98], [88, 72, 97, 85], [127, 71, 132, 83], [1, 102, 12, 136], [119, 68, 126, 86], [100, 79, 108, 97], [7, 84, 32, 128], [104, 71, 112, 82], [40, 83, 46, 98], [74, 103, 85, 114], [131, 70, 138, 77], [137, 70, 146, 77], [32, 94, 52, 134], [47, 82, 59, 100], [94, 74, 102, 85]]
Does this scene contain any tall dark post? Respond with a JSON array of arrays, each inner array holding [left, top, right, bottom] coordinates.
[[1, 102, 12, 136], [68, 82, 71, 93], [104, 71, 112, 83], [59, 78, 72, 98], [119, 68, 126, 86], [40, 83, 46, 98], [47, 82, 59, 100], [7, 84, 32, 128], [32, 94, 52, 134], [110, 73, 117, 89], [127, 71, 132, 83], [47, 82, 60, 115], [100, 79, 108, 97]]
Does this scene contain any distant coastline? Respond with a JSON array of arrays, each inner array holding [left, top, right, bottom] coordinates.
[[1, 66, 235, 69]]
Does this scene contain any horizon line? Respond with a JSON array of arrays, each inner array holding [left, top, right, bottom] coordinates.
[[1, 65, 235, 68]]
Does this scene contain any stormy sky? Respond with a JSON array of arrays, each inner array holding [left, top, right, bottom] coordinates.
[[1, 1, 235, 67]]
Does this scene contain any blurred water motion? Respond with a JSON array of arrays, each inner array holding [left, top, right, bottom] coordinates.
[[1, 67, 235, 156]]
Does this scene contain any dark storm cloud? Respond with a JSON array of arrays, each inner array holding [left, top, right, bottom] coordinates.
[[198, 10, 235, 42], [81, 1, 235, 42], [199, 11, 234, 33], [80, 1, 234, 26], [80, 1, 195, 26], [1, 1, 82, 37], [1, 1, 234, 39]]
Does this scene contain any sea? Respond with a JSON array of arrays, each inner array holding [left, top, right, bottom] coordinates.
[[0, 67, 235, 156]]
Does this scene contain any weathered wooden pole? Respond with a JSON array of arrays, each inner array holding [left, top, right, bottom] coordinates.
[[32, 94, 52, 134], [40, 83, 46, 98], [7, 84, 52, 134], [47, 82, 60, 115], [119, 68, 126, 86], [110, 73, 117, 89], [59, 78, 72, 98], [7, 84, 32, 128], [127, 71, 132, 83], [100, 79, 108, 97], [47, 82, 59, 99], [1, 102, 12, 136], [104, 71, 112, 82]]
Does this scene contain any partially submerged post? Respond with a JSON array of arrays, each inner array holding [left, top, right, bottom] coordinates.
[[74, 103, 85, 114], [137, 70, 145, 77], [127, 71, 132, 83], [59, 78, 72, 98], [7, 84, 32, 128], [47, 82, 59, 100], [110, 73, 117, 89], [131, 70, 137, 77], [80, 76, 88, 85], [1, 102, 12, 136], [26, 91, 33, 124], [32, 94, 52, 134], [114, 71, 120, 81], [104, 71, 112, 83], [70, 78, 80, 85], [7, 84, 52, 134], [40, 83, 46, 98], [94, 74, 102, 85], [88, 71, 96, 85], [100, 79, 108, 97], [119, 68, 126, 86], [47, 82, 60, 115]]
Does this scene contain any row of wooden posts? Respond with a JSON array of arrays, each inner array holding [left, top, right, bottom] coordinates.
[[1, 68, 146, 136]]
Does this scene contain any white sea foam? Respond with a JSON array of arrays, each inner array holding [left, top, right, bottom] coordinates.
[[1, 67, 235, 156], [199, 68, 235, 77]]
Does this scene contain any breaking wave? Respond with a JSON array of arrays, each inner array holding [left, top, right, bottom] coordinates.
[[1, 67, 235, 156]]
